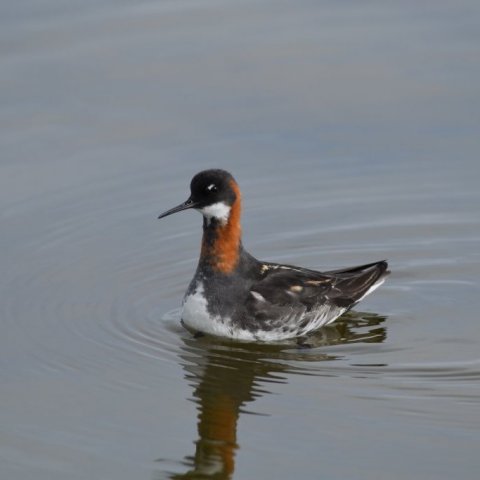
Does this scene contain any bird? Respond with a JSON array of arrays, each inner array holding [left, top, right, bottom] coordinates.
[[158, 169, 389, 342]]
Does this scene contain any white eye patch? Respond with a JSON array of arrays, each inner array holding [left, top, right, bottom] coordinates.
[[200, 202, 231, 225], [206, 184, 217, 192]]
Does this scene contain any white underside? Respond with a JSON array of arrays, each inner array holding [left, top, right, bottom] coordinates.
[[181, 273, 386, 342], [181, 282, 347, 341], [182, 282, 248, 338], [356, 275, 386, 302]]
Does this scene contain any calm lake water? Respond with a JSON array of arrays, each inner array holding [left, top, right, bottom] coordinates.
[[1, 1, 480, 479]]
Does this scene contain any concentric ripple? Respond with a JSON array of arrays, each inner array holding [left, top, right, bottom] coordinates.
[[1, 158, 480, 480], [2, 167, 480, 390]]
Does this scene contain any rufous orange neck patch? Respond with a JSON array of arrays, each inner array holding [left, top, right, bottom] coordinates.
[[201, 180, 242, 273]]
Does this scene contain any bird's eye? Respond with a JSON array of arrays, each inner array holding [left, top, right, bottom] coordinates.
[[206, 184, 217, 193]]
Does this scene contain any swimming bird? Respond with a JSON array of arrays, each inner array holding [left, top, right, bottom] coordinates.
[[158, 169, 389, 341]]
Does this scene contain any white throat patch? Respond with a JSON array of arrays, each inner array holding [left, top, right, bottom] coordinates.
[[199, 202, 231, 225]]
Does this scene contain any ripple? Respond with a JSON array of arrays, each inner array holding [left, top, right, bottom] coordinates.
[[0, 178, 192, 385], [1, 163, 479, 398]]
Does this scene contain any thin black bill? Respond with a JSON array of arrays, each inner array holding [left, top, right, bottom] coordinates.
[[158, 198, 196, 219]]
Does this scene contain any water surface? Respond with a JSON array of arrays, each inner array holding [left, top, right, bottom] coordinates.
[[1, 1, 480, 479]]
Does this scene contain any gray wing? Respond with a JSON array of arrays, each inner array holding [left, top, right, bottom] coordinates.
[[242, 261, 388, 335]]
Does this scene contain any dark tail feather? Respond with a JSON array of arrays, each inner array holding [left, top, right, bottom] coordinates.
[[329, 261, 390, 308], [326, 260, 389, 276]]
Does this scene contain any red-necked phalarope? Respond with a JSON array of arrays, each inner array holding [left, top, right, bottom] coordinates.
[[158, 169, 389, 341]]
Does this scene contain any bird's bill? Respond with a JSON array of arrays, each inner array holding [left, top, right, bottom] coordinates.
[[158, 198, 196, 219]]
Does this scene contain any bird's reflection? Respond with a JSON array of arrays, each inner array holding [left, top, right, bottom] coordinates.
[[158, 311, 386, 480]]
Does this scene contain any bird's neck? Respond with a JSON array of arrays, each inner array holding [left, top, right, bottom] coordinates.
[[200, 197, 242, 274]]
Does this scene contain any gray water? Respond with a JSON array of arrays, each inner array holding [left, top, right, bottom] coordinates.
[[1, 1, 480, 479]]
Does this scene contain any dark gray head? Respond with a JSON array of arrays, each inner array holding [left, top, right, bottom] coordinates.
[[158, 169, 241, 225]]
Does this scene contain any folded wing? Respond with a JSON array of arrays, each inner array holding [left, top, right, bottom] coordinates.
[[243, 261, 389, 336]]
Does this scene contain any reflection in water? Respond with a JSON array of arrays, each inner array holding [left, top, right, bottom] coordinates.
[[158, 312, 386, 479]]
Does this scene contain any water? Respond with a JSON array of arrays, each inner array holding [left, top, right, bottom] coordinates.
[[1, 1, 480, 479]]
